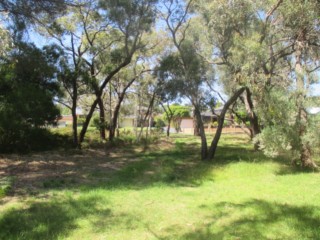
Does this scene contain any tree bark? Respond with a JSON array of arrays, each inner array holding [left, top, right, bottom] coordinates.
[[244, 88, 260, 149], [79, 59, 132, 144], [194, 107, 208, 160], [137, 92, 156, 142], [295, 47, 317, 168], [109, 97, 123, 142], [160, 102, 173, 138], [193, 109, 200, 136], [71, 78, 78, 147], [71, 105, 78, 147], [109, 77, 136, 142], [79, 98, 99, 144], [98, 98, 106, 140], [167, 120, 171, 137], [208, 87, 246, 160]]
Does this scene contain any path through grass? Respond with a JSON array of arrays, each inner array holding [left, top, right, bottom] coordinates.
[[0, 134, 319, 239]]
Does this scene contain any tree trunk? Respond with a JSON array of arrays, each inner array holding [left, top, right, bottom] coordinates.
[[109, 97, 123, 142], [137, 92, 156, 142], [193, 110, 200, 136], [71, 105, 78, 147], [71, 79, 78, 147], [244, 88, 260, 149], [79, 98, 99, 144], [167, 120, 171, 137], [98, 98, 106, 140], [160, 103, 173, 138], [295, 47, 317, 168], [145, 105, 153, 141], [108, 77, 136, 142], [194, 107, 208, 160], [79, 59, 132, 145], [208, 87, 246, 160]]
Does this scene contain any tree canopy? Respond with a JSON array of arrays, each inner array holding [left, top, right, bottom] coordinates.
[[0, 0, 319, 167]]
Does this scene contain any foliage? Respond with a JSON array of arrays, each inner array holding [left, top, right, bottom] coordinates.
[[154, 116, 166, 131], [0, 43, 62, 152], [162, 105, 190, 132], [255, 88, 320, 161], [90, 115, 110, 131], [0, 24, 12, 58]]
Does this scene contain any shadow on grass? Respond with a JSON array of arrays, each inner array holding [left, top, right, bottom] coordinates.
[[160, 199, 320, 240], [2, 134, 312, 195], [0, 195, 110, 240], [88, 141, 214, 189]]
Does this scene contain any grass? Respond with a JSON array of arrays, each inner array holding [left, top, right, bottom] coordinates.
[[0, 177, 14, 198], [1, 134, 320, 239]]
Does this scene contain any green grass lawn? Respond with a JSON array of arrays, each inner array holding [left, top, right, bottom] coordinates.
[[1, 134, 320, 240]]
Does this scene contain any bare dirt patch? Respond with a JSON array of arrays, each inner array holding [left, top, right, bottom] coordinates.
[[0, 141, 175, 197]]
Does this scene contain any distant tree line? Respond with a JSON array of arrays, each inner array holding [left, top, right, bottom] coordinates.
[[0, 0, 319, 168]]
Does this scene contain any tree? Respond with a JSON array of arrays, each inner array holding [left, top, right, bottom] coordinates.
[[108, 62, 149, 142], [35, 0, 158, 147], [0, 0, 70, 23], [197, 0, 320, 166], [159, 0, 212, 159], [255, 0, 320, 168], [77, 0, 158, 145], [0, 43, 61, 151], [162, 104, 190, 133]]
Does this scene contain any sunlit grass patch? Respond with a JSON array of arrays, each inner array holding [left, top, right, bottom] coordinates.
[[1, 134, 320, 239]]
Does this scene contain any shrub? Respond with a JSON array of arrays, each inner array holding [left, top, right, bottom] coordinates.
[[90, 115, 110, 131], [0, 126, 72, 153]]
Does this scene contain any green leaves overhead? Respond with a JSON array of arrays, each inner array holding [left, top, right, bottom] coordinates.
[[100, 0, 157, 33]]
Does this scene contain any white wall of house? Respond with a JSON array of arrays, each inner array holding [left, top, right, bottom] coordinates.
[[120, 118, 135, 128]]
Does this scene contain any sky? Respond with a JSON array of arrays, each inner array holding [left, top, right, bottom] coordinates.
[[310, 83, 320, 96], [23, 5, 320, 101]]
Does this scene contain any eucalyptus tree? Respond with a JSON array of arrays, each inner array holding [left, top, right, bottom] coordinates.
[[255, 0, 320, 168], [131, 68, 159, 142], [196, 0, 267, 143], [78, 0, 158, 145], [159, 0, 214, 159], [195, 0, 297, 156], [108, 60, 151, 142], [156, 57, 181, 137], [36, 0, 158, 147], [37, 0, 105, 146], [198, 0, 320, 167], [0, 0, 69, 19]]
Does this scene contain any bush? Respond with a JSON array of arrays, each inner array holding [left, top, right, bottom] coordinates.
[[154, 116, 166, 132], [90, 115, 110, 131], [0, 126, 72, 153]]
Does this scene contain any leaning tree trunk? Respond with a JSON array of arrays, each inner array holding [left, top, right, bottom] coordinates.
[[244, 88, 260, 149], [79, 98, 99, 144], [194, 107, 208, 160], [208, 87, 247, 160]]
